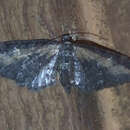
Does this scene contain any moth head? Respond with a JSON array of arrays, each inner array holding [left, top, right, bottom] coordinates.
[[61, 34, 78, 43]]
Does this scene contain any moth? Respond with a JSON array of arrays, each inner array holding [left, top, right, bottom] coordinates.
[[0, 34, 130, 92]]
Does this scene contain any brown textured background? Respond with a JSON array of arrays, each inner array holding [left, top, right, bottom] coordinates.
[[0, 0, 130, 130]]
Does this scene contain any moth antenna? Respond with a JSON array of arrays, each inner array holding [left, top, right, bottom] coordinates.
[[70, 31, 108, 41]]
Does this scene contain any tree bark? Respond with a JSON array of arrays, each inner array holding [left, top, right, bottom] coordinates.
[[0, 0, 130, 130]]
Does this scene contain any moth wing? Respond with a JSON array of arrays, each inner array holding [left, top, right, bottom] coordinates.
[[0, 39, 60, 90], [74, 41, 130, 91]]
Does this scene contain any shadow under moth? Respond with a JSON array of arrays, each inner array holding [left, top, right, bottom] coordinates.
[[0, 34, 130, 93]]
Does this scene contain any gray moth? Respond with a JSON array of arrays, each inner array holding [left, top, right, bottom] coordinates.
[[0, 34, 130, 92]]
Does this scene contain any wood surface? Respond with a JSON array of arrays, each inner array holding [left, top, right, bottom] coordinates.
[[0, 0, 130, 130]]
